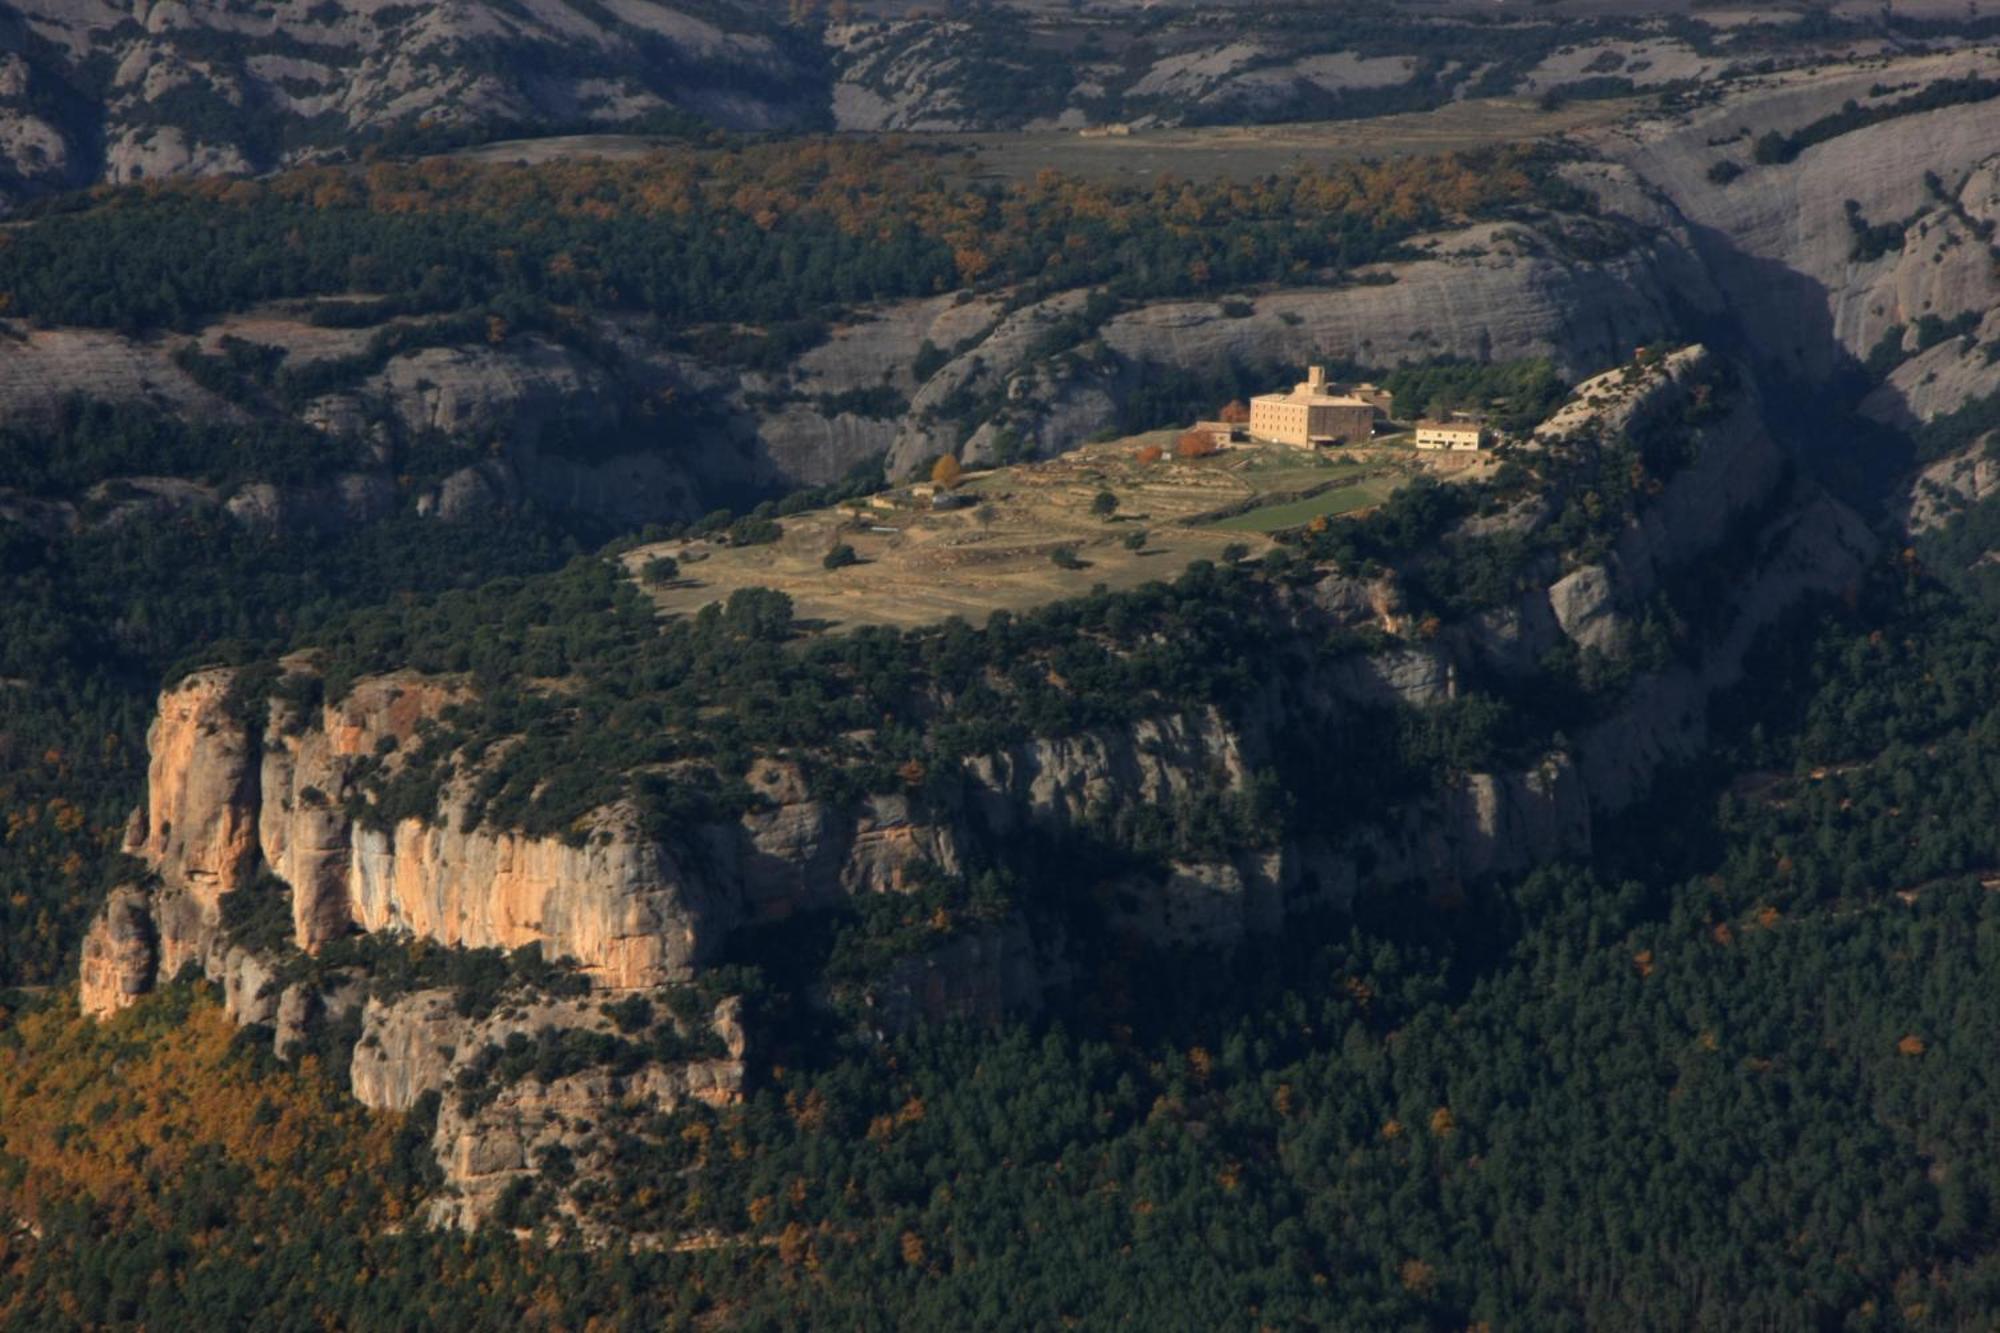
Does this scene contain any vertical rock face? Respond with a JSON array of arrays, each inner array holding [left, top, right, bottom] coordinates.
[[77, 884, 158, 1019], [260, 672, 467, 953], [259, 671, 738, 984], [346, 806, 717, 988], [259, 719, 357, 954], [131, 668, 260, 913], [962, 708, 1252, 834]]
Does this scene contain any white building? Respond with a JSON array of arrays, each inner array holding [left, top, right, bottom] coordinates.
[[1413, 419, 1488, 451]]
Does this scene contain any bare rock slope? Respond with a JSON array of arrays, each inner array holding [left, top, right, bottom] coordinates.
[[0, 0, 825, 202]]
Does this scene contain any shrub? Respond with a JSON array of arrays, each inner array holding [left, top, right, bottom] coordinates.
[[1050, 546, 1087, 569], [640, 555, 679, 585], [823, 543, 859, 570], [1091, 489, 1119, 519], [726, 517, 782, 547], [602, 995, 653, 1034]]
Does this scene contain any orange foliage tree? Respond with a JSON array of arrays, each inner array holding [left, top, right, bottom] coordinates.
[[1176, 431, 1219, 459], [0, 988, 399, 1233]]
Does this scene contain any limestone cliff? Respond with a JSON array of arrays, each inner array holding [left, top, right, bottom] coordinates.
[[77, 884, 156, 1020], [132, 668, 260, 914], [1595, 49, 2000, 407], [75, 342, 1876, 1230]]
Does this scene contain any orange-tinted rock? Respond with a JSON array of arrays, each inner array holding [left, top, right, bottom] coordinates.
[[134, 668, 259, 912]]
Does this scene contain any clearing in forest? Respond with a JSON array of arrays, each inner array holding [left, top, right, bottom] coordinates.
[[623, 432, 1493, 633]]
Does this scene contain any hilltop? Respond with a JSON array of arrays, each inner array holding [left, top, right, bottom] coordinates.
[[64, 345, 1877, 1238], [624, 430, 1482, 633]]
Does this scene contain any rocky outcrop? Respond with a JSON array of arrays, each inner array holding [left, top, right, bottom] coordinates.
[[105, 662, 973, 1005], [130, 669, 260, 914], [1903, 436, 2000, 534], [77, 884, 158, 1019], [1597, 49, 2000, 395], [962, 707, 1251, 836], [257, 672, 732, 984], [348, 990, 466, 1115], [1103, 217, 1712, 385], [351, 988, 745, 1229], [345, 805, 718, 989]]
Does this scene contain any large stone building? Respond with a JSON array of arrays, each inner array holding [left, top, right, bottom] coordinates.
[[1248, 366, 1377, 448]]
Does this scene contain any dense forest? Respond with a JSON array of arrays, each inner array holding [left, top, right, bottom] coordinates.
[[0, 141, 1573, 333]]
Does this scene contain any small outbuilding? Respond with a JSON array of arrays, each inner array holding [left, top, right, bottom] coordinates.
[[1413, 419, 1488, 452]]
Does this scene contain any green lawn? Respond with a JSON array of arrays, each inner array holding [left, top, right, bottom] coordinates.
[[1208, 476, 1400, 533]]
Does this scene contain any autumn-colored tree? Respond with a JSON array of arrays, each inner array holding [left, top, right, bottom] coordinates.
[[0, 989, 398, 1233], [931, 454, 964, 489], [1135, 443, 1164, 464], [1219, 399, 1250, 424], [1176, 430, 1218, 459], [776, 1221, 811, 1268]]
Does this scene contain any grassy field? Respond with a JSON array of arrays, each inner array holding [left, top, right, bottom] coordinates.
[[1209, 475, 1403, 533], [623, 434, 1492, 633]]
